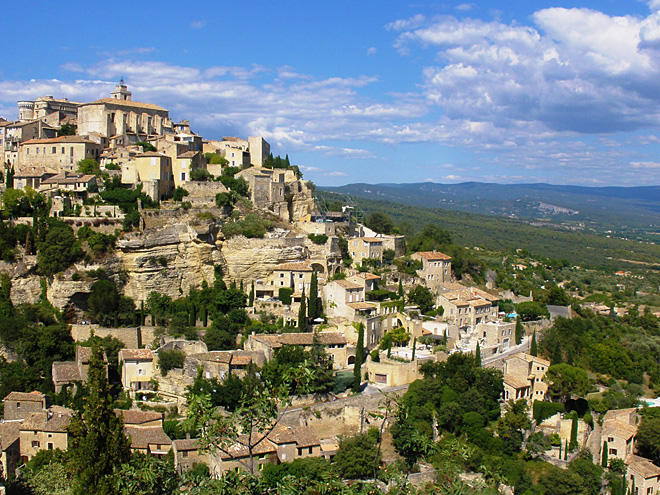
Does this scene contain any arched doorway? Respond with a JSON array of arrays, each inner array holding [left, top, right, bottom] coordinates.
[[311, 262, 325, 274], [347, 355, 355, 365]]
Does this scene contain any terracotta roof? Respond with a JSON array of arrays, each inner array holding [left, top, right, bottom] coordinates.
[[602, 419, 637, 440], [256, 332, 346, 348], [0, 422, 21, 450], [137, 151, 165, 158], [119, 349, 154, 361], [116, 409, 164, 426], [125, 426, 172, 450], [82, 97, 167, 112], [3, 391, 45, 403], [177, 151, 198, 158], [355, 272, 381, 280], [334, 280, 362, 290], [347, 302, 377, 310], [52, 361, 82, 383], [469, 300, 492, 308], [416, 251, 451, 261], [173, 438, 199, 451], [14, 166, 57, 177], [22, 135, 96, 145], [268, 425, 319, 448], [231, 355, 252, 366], [627, 455, 660, 479], [511, 353, 551, 367], [218, 434, 276, 460], [20, 410, 71, 433], [192, 351, 232, 364], [42, 173, 96, 185], [274, 262, 313, 272], [358, 237, 383, 243], [503, 374, 531, 390]]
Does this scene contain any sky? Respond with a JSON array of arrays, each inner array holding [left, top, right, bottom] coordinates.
[[2, 0, 660, 186]]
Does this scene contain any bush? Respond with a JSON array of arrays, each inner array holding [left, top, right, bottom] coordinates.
[[279, 288, 293, 305], [104, 162, 120, 171], [190, 168, 211, 181], [533, 400, 565, 423], [158, 349, 186, 376], [307, 234, 328, 245], [173, 187, 189, 202], [221, 213, 273, 239]]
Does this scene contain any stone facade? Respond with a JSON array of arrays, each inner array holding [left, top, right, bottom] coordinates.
[[119, 349, 155, 392], [412, 251, 452, 290]]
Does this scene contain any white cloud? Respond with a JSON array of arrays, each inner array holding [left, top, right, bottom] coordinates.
[[455, 3, 476, 12], [190, 21, 206, 29], [367, 47, 377, 56], [61, 62, 84, 73], [385, 14, 426, 32]]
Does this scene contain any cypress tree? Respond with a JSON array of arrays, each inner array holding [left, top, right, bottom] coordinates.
[[387, 339, 392, 358], [140, 300, 145, 326], [201, 306, 208, 327], [569, 413, 578, 451], [239, 280, 244, 293], [353, 323, 365, 393], [443, 329, 447, 345], [601, 441, 609, 468], [564, 440, 568, 460], [558, 441, 562, 459], [411, 337, 417, 361], [308, 272, 319, 321], [249, 281, 255, 307], [398, 279, 404, 301], [68, 345, 131, 494], [189, 302, 196, 326], [515, 317, 524, 345], [298, 288, 306, 331], [530, 331, 538, 356], [475, 342, 481, 367]]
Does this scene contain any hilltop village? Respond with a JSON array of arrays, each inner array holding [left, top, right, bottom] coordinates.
[[0, 83, 659, 494]]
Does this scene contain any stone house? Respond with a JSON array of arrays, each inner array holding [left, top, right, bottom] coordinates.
[[365, 355, 427, 387], [437, 284, 499, 330], [235, 167, 296, 208], [39, 171, 96, 200], [248, 136, 270, 167], [244, 332, 350, 368], [324, 279, 367, 317], [119, 409, 172, 459], [13, 166, 56, 190], [600, 408, 639, 463], [173, 438, 208, 473], [626, 454, 660, 495], [477, 321, 516, 355], [224, 145, 250, 168], [2, 392, 47, 421], [18, 135, 102, 173], [17, 95, 80, 126], [99, 144, 142, 167], [52, 346, 106, 393], [412, 251, 452, 290], [350, 237, 383, 265], [272, 261, 314, 294], [118, 349, 155, 392], [3, 119, 57, 167], [19, 408, 72, 463], [185, 350, 266, 381], [0, 422, 21, 477], [77, 82, 172, 139], [121, 152, 174, 200], [501, 353, 550, 405], [347, 272, 380, 293]]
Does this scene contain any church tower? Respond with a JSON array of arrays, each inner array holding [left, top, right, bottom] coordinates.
[[111, 78, 132, 101]]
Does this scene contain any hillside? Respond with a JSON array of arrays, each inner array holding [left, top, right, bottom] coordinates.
[[321, 182, 660, 242], [316, 191, 660, 270]]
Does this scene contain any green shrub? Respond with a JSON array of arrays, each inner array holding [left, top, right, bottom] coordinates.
[[307, 234, 328, 245], [279, 288, 293, 305], [157, 349, 186, 376], [221, 214, 273, 239], [533, 400, 565, 423]]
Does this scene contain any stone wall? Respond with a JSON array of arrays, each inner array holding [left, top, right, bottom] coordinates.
[[70, 324, 157, 350]]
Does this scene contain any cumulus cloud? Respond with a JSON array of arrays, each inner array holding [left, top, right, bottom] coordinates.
[[455, 3, 476, 12], [367, 47, 377, 56]]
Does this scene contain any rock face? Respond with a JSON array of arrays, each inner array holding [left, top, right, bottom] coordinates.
[[117, 223, 220, 302]]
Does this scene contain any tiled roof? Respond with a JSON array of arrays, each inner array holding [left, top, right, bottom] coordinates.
[[3, 391, 45, 403], [347, 302, 377, 310], [177, 151, 198, 158], [627, 455, 660, 479], [503, 374, 531, 390], [119, 349, 154, 361], [358, 237, 383, 243], [602, 419, 637, 440], [52, 361, 82, 383], [14, 166, 57, 177], [268, 425, 319, 448], [231, 355, 252, 366], [355, 272, 381, 280], [255, 332, 346, 348], [82, 97, 167, 112], [416, 251, 451, 261], [125, 426, 172, 450], [0, 422, 21, 450], [137, 151, 165, 158], [22, 135, 96, 145], [20, 410, 71, 433], [116, 409, 164, 425], [42, 173, 96, 185], [334, 280, 363, 290], [173, 438, 199, 451], [218, 434, 277, 460], [274, 262, 313, 272]]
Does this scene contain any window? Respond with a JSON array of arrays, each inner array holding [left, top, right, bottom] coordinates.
[[182, 451, 188, 458], [70, 147, 73, 156], [16, 402, 20, 408], [32, 440, 40, 448], [608, 437, 614, 443], [609, 448, 618, 455], [52, 146, 56, 154], [181, 172, 186, 181], [138, 368, 144, 376], [48, 443, 53, 450], [61, 147, 64, 154], [26, 149, 30, 155], [36, 147, 39, 155]]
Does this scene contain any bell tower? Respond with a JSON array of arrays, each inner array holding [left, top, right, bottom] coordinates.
[[111, 77, 132, 101]]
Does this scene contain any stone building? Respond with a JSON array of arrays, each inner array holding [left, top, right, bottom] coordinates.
[[119, 409, 172, 459], [52, 346, 107, 393], [2, 392, 47, 421], [412, 251, 452, 290], [118, 349, 155, 393], [272, 261, 314, 293], [350, 237, 383, 265], [3, 119, 57, 167], [77, 81, 172, 140], [0, 422, 21, 477], [245, 332, 350, 368], [173, 438, 208, 473], [121, 152, 174, 200], [19, 408, 72, 463], [248, 136, 270, 167], [13, 166, 56, 190], [39, 172, 96, 200], [501, 353, 550, 405], [626, 455, 660, 495], [437, 283, 499, 331], [18, 135, 102, 173], [600, 408, 639, 463], [17, 95, 80, 127]]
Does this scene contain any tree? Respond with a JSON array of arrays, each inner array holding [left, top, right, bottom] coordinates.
[[37, 221, 84, 276], [636, 414, 660, 464], [5, 166, 14, 189], [601, 441, 608, 467], [87, 279, 119, 324], [515, 317, 524, 345], [544, 364, 591, 402], [516, 301, 550, 321], [530, 330, 538, 356], [297, 288, 306, 331], [366, 212, 394, 235], [334, 431, 381, 480], [67, 345, 131, 494], [475, 342, 481, 367], [135, 141, 156, 152], [398, 279, 404, 302], [157, 349, 186, 376], [353, 323, 365, 393], [57, 123, 77, 136], [190, 168, 211, 181], [569, 412, 579, 451], [308, 272, 319, 321], [407, 285, 435, 314], [77, 159, 101, 175], [173, 187, 189, 202], [249, 281, 255, 307]]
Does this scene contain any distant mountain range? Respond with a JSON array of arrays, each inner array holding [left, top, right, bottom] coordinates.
[[320, 182, 660, 240]]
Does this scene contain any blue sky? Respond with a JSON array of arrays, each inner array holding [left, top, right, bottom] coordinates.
[[2, 0, 660, 186]]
